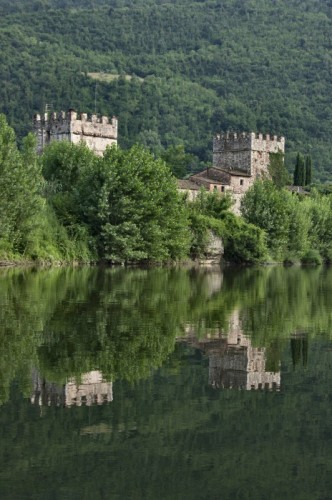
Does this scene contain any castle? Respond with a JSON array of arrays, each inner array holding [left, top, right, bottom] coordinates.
[[178, 131, 285, 213], [33, 110, 118, 156], [32, 112, 285, 213]]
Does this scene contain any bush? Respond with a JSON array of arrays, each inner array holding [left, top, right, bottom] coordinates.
[[324, 248, 332, 264], [188, 191, 268, 264], [301, 249, 322, 266]]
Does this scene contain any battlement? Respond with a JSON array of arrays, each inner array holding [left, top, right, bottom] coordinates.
[[214, 131, 284, 142], [247, 371, 281, 391], [213, 131, 285, 152], [30, 370, 113, 407], [34, 110, 117, 128], [33, 109, 118, 155]]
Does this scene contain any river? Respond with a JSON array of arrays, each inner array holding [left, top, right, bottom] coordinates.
[[0, 266, 331, 499]]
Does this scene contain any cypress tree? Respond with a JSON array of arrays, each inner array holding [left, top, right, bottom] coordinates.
[[305, 155, 312, 186], [293, 153, 305, 186]]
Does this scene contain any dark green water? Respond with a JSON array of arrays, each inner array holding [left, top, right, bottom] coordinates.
[[0, 266, 331, 500]]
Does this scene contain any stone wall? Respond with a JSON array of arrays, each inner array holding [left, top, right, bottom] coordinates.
[[229, 175, 255, 214], [213, 132, 253, 174], [251, 133, 285, 179]]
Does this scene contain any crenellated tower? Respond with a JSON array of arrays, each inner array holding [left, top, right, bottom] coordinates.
[[213, 131, 285, 179], [33, 109, 118, 156]]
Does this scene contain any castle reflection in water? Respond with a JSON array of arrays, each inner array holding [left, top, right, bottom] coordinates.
[[30, 310, 281, 409], [31, 370, 113, 407], [180, 310, 281, 391]]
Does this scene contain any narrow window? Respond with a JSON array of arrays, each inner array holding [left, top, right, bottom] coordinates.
[[221, 186, 225, 192], [240, 179, 244, 186]]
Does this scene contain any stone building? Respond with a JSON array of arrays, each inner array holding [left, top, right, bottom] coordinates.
[[179, 131, 285, 213], [33, 109, 118, 156]]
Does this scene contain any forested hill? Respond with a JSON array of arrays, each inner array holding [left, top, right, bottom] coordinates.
[[0, 0, 332, 180]]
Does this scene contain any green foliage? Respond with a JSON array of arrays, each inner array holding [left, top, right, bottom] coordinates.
[[219, 216, 268, 264], [301, 249, 322, 266], [0, 123, 98, 263], [160, 144, 198, 178], [301, 192, 332, 259], [241, 180, 332, 262], [41, 141, 99, 259], [136, 129, 164, 157], [42, 140, 97, 194], [40, 141, 195, 264], [188, 190, 267, 263], [0, 1, 332, 179], [305, 154, 312, 186], [293, 152, 305, 186], [241, 181, 294, 260], [268, 151, 290, 188], [285, 194, 311, 260], [187, 212, 211, 259], [190, 189, 233, 218], [78, 145, 191, 262], [293, 153, 313, 187], [0, 115, 43, 255]]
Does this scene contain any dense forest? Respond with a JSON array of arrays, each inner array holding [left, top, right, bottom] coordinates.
[[0, 0, 331, 179]]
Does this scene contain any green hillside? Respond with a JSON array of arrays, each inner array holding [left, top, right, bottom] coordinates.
[[0, 0, 331, 180]]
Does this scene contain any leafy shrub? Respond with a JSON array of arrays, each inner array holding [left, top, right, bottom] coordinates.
[[188, 191, 268, 263], [301, 249, 322, 266]]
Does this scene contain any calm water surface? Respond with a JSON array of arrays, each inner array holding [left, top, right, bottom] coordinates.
[[0, 266, 331, 499]]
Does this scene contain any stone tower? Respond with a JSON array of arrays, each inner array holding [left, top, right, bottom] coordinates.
[[213, 132, 285, 179], [33, 110, 118, 156]]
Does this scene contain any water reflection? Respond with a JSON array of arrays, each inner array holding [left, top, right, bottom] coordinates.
[[1, 267, 332, 499], [31, 369, 113, 407], [181, 311, 281, 391], [0, 265, 331, 406], [290, 332, 308, 368]]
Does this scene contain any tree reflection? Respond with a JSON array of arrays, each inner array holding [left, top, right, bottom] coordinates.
[[0, 265, 332, 405]]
